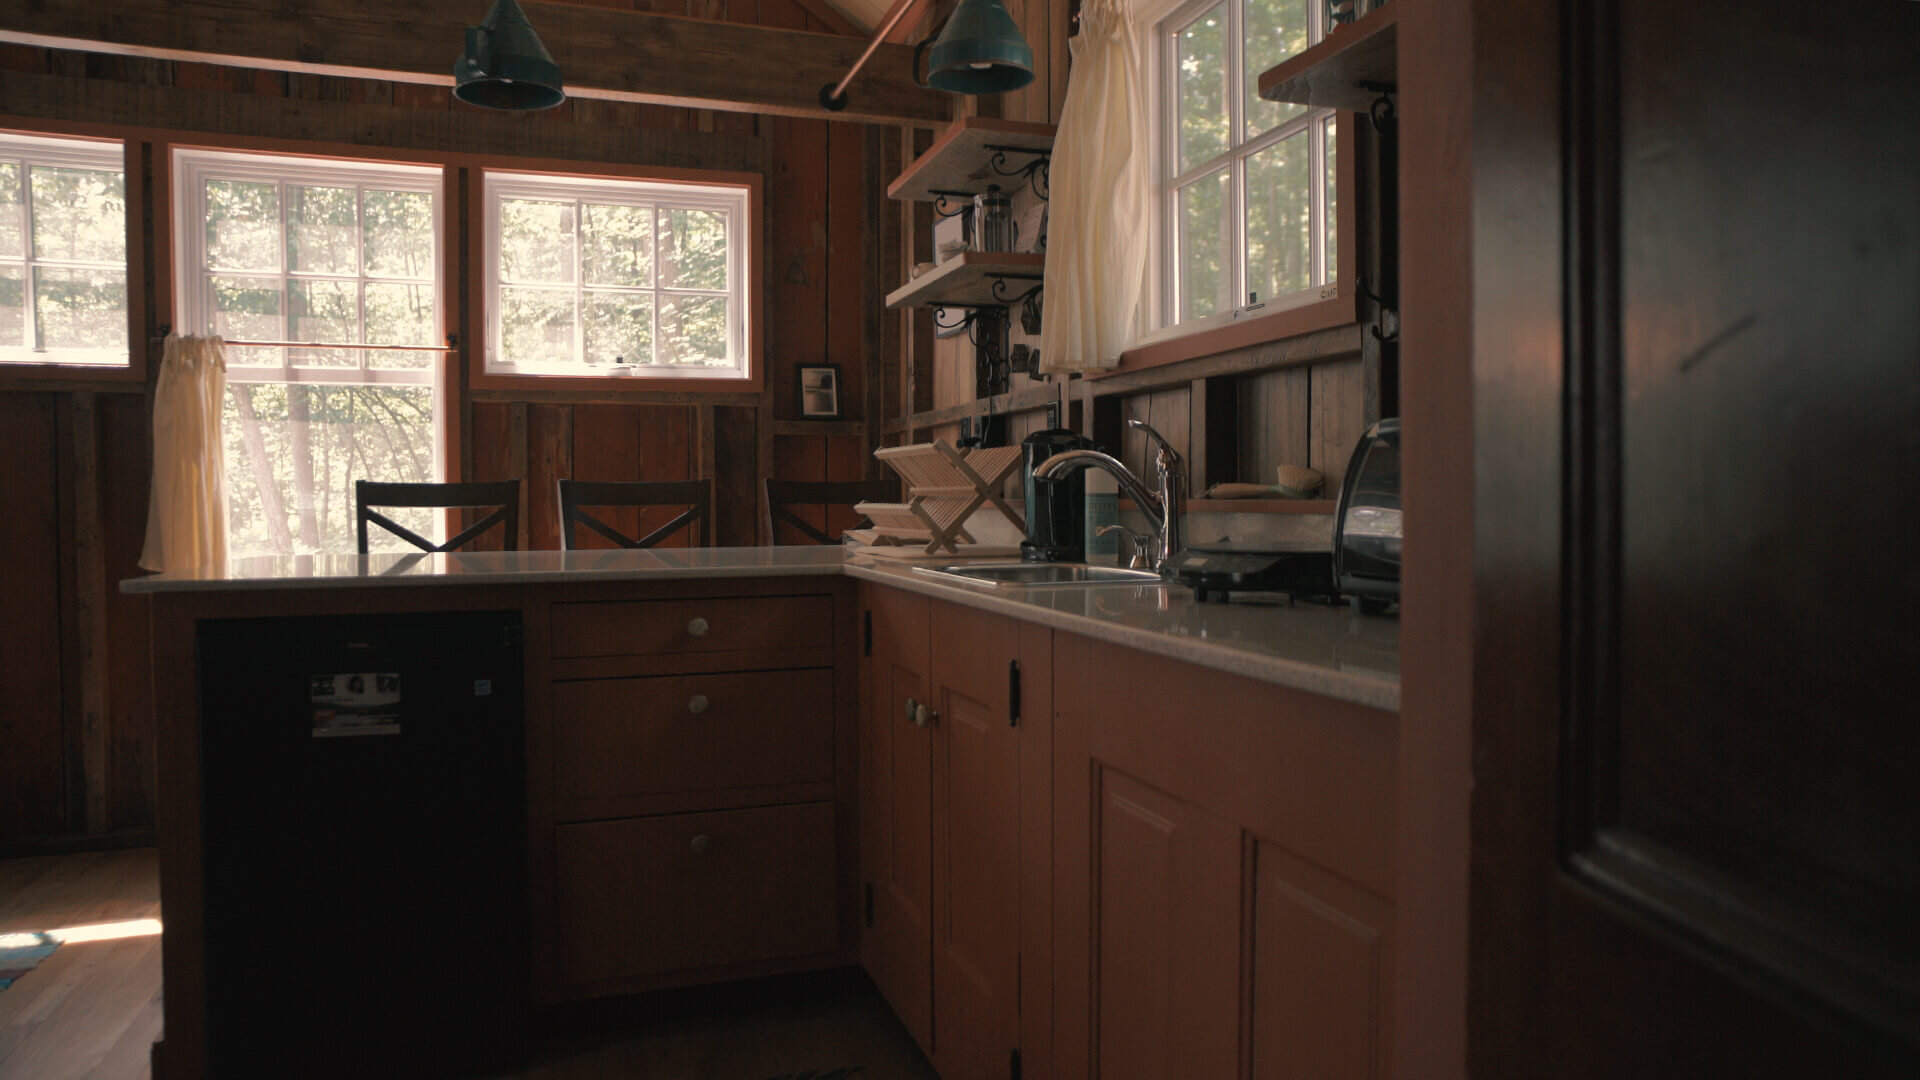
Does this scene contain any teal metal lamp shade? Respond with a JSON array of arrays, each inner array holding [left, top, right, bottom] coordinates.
[[454, 0, 565, 111], [925, 0, 1035, 95]]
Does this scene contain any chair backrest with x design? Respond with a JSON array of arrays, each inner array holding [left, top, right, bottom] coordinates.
[[764, 478, 890, 545], [355, 480, 521, 554], [558, 478, 713, 550]]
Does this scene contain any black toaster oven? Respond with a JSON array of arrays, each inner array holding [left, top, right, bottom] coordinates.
[[1333, 417, 1402, 613]]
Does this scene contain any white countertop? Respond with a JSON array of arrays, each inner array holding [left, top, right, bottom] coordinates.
[[121, 547, 1398, 711]]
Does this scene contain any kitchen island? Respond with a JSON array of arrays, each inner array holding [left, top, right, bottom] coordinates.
[[124, 547, 1399, 1079]]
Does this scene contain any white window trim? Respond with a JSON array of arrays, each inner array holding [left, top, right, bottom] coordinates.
[[1136, 0, 1341, 349], [171, 147, 447, 483], [0, 131, 131, 368], [482, 170, 754, 382]]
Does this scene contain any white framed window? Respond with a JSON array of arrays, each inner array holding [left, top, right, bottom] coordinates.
[[482, 171, 754, 382], [172, 148, 445, 558], [1149, 0, 1340, 334], [0, 131, 130, 367]]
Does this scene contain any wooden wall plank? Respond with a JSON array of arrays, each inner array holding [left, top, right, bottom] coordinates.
[[527, 404, 573, 552], [1310, 358, 1365, 488], [1239, 366, 1312, 486], [100, 392, 156, 833], [69, 392, 111, 834], [0, 393, 68, 842], [713, 405, 759, 545]]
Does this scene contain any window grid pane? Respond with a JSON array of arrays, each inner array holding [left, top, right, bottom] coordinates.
[[1245, 127, 1313, 304], [1176, 4, 1233, 175], [0, 137, 129, 364], [487, 175, 748, 376], [1159, 0, 1338, 329]]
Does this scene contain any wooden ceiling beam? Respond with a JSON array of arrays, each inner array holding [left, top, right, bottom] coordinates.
[[0, 0, 952, 127]]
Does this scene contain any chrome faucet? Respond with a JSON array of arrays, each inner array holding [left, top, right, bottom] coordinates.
[[1033, 419, 1185, 572]]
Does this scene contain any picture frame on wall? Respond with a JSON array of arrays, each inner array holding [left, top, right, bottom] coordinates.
[[799, 364, 841, 419]]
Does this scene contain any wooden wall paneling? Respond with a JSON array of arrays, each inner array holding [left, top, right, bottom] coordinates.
[[69, 392, 111, 834], [508, 401, 530, 551], [467, 402, 512, 551], [0, 393, 67, 842], [639, 405, 698, 545], [527, 405, 572, 551], [713, 405, 759, 545], [100, 392, 156, 833], [569, 404, 645, 548], [1238, 365, 1311, 488], [826, 93, 865, 417], [1191, 376, 1239, 490], [870, 125, 898, 476], [1309, 358, 1365, 489]]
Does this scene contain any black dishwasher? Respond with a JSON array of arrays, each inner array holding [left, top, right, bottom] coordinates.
[[196, 610, 527, 1078]]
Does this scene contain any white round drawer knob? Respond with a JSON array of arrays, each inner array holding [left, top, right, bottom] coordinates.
[[686, 617, 710, 638], [904, 697, 918, 725], [690, 834, 712, 855], [687, 694, 710, 715], [913, 703, 933, 728]]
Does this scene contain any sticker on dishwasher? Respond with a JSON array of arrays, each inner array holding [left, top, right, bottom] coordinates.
[[310, 672, 402, 737]]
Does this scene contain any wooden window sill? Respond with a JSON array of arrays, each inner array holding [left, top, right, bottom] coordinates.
[[1097, 290, 1359, 378]]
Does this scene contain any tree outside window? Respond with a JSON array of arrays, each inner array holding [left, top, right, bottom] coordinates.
[[484, 172, 752, 381], [0, 132, 129, 367], [1160, 0, 1338, 328], [174, 150, 444, 559]]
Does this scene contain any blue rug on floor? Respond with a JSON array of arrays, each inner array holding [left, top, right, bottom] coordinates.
[[0, 931, 60, 991]]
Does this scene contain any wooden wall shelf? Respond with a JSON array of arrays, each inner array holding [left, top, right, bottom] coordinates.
[[881, 382, 1061, 435], [886, 252, 1047, 310], [1256, 3, 1398, 111], [887, 116, 1056, 204]]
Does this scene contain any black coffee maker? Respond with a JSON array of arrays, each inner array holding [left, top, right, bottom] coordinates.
[[1019, 428, 1094, 562]]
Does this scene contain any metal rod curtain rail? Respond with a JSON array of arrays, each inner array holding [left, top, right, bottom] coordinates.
[[218, 340, 453, 351]]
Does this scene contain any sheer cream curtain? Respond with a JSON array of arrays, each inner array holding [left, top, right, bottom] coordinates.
[[1038, 0, 1151, 374], [139, 334, 229, 572]]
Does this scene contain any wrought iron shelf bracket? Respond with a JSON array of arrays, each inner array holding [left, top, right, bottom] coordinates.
[[983, 144, 1052, 201]]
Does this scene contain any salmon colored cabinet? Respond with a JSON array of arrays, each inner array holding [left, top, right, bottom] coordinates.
[[858, 587, 1052, 1080], [532, 579, 858, 1003], [1052, 633, 1398, 1080]]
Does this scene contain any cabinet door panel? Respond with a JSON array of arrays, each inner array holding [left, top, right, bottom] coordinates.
[[1251, 841, 1394, 1080], [555, 802, 837, 984], [933, 682, 1021, 1080], [1094, 767, 1241, 1080], [861, 587, 935, 1054], [552, 668, 834, 814]]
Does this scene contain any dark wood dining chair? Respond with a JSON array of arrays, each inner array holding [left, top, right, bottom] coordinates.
[[558, 478, 713, 549], [763, 478, 891, 545], [355, 479, 521, 554]]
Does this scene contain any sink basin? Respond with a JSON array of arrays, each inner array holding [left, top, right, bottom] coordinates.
[[912, 562, 1165, 588]]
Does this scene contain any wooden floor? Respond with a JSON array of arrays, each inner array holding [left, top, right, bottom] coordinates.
[[0, 848, 939, 1080], [0, 848, 164, 1080]]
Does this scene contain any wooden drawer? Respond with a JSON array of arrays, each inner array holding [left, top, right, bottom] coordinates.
[[553, 669, 835, 810], [555, 802, 839, 984], [550, 595, 832, 661]]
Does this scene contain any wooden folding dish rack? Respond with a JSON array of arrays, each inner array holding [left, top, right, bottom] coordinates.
[[852, 441, 1026, 555]]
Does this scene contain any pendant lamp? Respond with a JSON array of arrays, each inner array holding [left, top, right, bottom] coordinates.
[[454, 0, 566, 111], [820, 0, 1034, 111]]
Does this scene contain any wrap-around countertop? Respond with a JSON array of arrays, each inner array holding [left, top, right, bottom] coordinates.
[[122, 547, 1399, 712]]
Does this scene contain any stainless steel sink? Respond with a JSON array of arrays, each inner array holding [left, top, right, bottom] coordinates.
[[912, 562, 1165, 588]]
